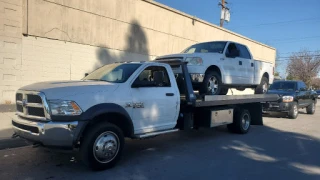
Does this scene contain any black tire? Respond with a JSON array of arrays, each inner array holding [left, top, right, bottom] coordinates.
[[227, 108, 251, 134], [255, 77, 269, 94], [200, 71, 224, 95], [306, 101, 315, 115], [220, 87, 229, 95], [81, 122, 124, 171], [288, 102, 298, 119]]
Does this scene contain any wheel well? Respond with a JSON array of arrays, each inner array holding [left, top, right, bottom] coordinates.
[[82, 112, 133, 139], [263, 72, 269, 80], [205, 65, 221, 76]]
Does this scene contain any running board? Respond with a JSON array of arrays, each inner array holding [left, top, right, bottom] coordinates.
[[135, 129, 179, 138]]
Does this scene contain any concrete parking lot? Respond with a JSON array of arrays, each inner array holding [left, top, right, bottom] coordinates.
[[0, 104, 319, 180]]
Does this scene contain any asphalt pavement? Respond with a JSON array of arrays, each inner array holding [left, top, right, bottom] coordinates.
[[0, 104, 319, 180]]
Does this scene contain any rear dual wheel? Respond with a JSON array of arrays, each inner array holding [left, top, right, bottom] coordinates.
[[228, 108, 251, 134]]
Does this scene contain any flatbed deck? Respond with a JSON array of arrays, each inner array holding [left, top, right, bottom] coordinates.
[[196, 94, 279, 107]]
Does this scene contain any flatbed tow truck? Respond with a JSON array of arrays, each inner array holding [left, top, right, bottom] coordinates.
[[12, 60, 279, 170]]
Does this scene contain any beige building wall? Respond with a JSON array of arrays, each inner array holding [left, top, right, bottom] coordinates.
[[0, 0, 23, 104], [0, 0, 275, 104]]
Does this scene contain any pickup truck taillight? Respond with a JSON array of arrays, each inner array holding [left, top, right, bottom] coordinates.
[[273, 67, 274, 75]]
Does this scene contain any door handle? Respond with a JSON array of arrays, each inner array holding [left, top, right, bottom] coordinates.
[[251, 63, 254, 67], [166, 93, 174, 96], [239, 61, 242, 65]]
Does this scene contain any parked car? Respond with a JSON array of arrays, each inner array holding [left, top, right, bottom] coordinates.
[[155, 41, 274, 95], [316, 90, 320, 98], [263, 80, 318, 119]]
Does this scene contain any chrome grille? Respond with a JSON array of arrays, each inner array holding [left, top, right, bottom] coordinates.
[[16, 90, 50, 121]]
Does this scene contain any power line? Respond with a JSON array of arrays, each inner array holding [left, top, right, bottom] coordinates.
[[270, 36, 320, 42], [277, 55, 320, 61], [236, 17, 320, 28], [279, 50, 319, 55]]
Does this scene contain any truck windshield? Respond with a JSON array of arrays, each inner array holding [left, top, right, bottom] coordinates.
[[269, 82, 296, 91], [83, 63, 141, 83], [182, 41, 227, 54]]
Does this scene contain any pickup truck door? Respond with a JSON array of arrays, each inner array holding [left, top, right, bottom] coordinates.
[[130, 65, 179, 134], [235, 43, 254, 84], [297, 81, 306, 107], [297, 81, 310, 107], [223, 42, 242, 84]]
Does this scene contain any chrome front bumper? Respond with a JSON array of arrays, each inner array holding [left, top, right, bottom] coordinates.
[[12, 114, 83, 148]]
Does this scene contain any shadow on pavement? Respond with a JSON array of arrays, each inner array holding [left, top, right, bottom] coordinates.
[[1, 125, 319, 179]]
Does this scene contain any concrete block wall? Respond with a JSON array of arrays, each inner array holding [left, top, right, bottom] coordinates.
[[0, 0, 272, 103], [0, 0, 22, 104]]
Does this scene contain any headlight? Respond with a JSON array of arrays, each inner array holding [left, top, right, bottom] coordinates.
[[49, 100, 82, 116], [185, 57, 203, 65], [282, 96, 294, 103]]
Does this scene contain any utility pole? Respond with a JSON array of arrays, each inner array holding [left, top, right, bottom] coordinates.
[[219, 0, 225, 27], [219, 0, 230, 27]]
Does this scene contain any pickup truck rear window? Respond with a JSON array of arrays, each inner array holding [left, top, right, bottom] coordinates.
[[83, 63, 142, 83], [269, 81, 297, 91], [182, 42, 227, 54]]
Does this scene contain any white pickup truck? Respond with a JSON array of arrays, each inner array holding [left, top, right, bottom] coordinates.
[[12, 60, 278, 170], [156, 41, 274, 95]]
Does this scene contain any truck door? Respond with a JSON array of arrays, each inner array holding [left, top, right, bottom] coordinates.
[[235, 44, 254, 84], [298, 81, 309, 107], [130, 65, 179, 134], [223, 42, 242, 84]]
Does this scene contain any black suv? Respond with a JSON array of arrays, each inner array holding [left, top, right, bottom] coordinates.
[[263, 80, 317, 119]]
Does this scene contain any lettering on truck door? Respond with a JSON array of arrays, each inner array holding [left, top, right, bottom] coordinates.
[[130, 65, 179, 134]]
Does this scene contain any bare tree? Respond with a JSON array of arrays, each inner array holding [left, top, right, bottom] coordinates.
[[286, 50, 320, 87], [311, 78, 320, 89]]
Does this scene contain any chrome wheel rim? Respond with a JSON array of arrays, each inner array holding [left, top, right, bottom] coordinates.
[[262, 82, 268, 93], [93, 131, 120, 163], [312, 103, 315, 112], [242, 113, 250, 130], [208, 76, 218, 94], [293, 105, 298, 116]]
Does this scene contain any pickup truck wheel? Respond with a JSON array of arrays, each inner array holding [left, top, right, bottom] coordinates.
[[306, 102, 315, 115], [227, 108, 251, 134], [255, 77, 268, 94], [200, 71, 224, 95], [288, 102, 298, 119], [80, 123, 124, 171]]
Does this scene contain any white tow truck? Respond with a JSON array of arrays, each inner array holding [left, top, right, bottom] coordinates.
[[12, 60, 278, 170]]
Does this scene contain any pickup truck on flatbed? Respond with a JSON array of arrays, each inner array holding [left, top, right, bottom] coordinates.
[[156, 41, 274, 95], [12, 60, 278, 170]]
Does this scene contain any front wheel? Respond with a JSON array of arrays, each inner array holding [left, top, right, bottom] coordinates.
[[288, 102, 298, 119], [200, 71, 227, 95], [81, 123, 124, 171]]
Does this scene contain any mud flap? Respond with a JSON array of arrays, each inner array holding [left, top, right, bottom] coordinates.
[[245, 103, 263, 125]]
